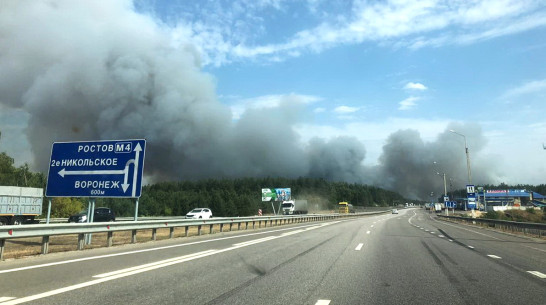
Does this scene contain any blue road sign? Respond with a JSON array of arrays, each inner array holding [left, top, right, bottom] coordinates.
[[446, 201, 457, 208], [46, 140, 146, 198], [466, 184, 476, 197], [466, 184, 476, 209]]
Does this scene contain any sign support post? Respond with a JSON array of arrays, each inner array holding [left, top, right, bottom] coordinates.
[[87, 198, 96, 244], [270, 201, 276, 215], [46, 198, 52, 224], [134, 199, 139, 221]]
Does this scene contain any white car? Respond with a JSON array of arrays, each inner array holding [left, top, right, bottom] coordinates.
[[392, 209, 398, 214], [185, 208, 213, 219]]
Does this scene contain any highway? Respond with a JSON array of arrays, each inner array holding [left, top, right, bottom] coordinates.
[[0, 208, 544, 305]]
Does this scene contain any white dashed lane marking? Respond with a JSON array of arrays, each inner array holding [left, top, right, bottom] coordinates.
[[487, 255, 502, 259], [527, 271, 546, 279], [355, 243, 364, 251]]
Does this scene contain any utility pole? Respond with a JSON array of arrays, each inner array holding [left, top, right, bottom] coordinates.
[[450, 130, 472, 185], [437, 172, 448, 216]]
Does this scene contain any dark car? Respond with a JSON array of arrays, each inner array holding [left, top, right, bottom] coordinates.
[[68, 207, 115, 223]]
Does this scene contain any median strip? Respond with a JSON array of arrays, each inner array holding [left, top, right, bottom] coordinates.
[[0, 222, 336, 275], [1, 223, 334, 305]]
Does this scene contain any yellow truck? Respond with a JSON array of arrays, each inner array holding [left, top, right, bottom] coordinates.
[[338, 202, 355, 214]]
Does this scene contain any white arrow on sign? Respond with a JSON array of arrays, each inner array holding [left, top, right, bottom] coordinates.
[[58, 142, 143, 195], [131, 143, 142, 197], [121, 159, 135, 193], [58, 168, 125, 177]]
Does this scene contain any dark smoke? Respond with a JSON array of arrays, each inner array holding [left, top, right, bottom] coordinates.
[[375, 123, 497, 199], [0, 1, 499, 200]]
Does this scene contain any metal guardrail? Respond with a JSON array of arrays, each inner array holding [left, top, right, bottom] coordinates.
[[437, 215, 546, 238], [1, 211, 389, 260], [38, 212, 382, 223], [38, 216, 214, 224]]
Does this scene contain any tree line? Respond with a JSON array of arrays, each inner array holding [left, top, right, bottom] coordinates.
[[2, 150, 544, 218], [0, 151, 409, 217]]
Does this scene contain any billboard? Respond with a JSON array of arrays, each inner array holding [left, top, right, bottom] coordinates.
[[261, 188, 291, 201]]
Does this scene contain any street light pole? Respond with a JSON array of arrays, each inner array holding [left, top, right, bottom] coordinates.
[[450, 130, 472, 184], [433, 161, 449, 215], [433, 161, 448, 196], [439, 172, 447, 196], [437, 172, 448, 215]]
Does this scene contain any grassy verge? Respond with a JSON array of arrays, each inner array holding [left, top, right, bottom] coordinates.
[[482, 208, 546, 223]]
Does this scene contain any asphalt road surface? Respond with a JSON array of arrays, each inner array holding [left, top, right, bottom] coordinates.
[[0, 208, 545, 304]]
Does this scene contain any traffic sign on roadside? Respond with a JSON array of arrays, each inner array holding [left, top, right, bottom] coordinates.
[[466, 184, 476, 196], [466, 184, 476, 209], [446, 201, 457, 208], [46, 139, 146, 198]]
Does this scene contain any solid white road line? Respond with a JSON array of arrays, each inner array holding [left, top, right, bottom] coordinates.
[[0, 221, 341, 275], [522, 245, 546, 253], [527, 271, 546, 279], [280, 229, 306, 236], [315, 300, 331, 305], [430, 217, 502, 240], [0, 297, 16, 302], [355, 243, 364, 251], [93, 250, 218, 278], [487, 255, 502, 259], [233, 236, 279, 247]]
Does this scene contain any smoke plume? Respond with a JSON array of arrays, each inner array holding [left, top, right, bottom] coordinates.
[[0, 1, 498, 199]]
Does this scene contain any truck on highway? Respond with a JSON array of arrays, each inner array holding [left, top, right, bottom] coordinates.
[[0, 186, 43, 225], [338, 202, 355, 214], [281, 200, 308, 215], [434, 203, 443, 213]]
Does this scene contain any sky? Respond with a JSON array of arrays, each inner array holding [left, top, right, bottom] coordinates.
[[0, 0, 545, 199], [145, 0, 546, 182]]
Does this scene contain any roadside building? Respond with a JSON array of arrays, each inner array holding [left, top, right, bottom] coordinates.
[[481, 189, 546, 209]]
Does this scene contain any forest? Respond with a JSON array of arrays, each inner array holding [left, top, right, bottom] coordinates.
[[1, 150, 545, 218]]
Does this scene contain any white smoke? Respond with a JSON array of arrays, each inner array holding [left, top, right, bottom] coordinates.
[[0, 1, 499, 199]]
